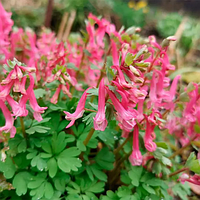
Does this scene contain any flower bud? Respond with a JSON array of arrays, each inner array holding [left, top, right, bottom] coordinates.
[[130, 65, 140, 77], [134, 77, 144, 84], [161, 36, 176, 48]]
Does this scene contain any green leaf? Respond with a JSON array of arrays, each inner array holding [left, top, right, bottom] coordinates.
[[82, 112, 96, 126], [146, 178, 168, 189], [57, 147, 82, 173], [90, 164, 107, 182], [66, 182, 81, 194], [185, 152, 196, 166], [128, 166, 143, 187], [26, 126, 50, 134], [13, 172, 32, 196], [86, 166, 94, 182], [28, 173, 54, 200], [90, 64, 99, 70], [120, 170, 131, 185], [57, 120, 70, 132], [32, 117, 51, 126], [28, 173, 47, 189], [142, 183, 156, 194], [47, 157, 57, 178], [31, 154, 47, 171], [95, 147, 115, 170], [34, 88, 46, 99], [161, 156, 172, 166], [87, 88, 99, 96], [66, 194, 82, 200], [85, 181, 105, 193], [17, 139, 27, 153], [51, 131, 66, 154], [44, 182, 54, 199], [194, 124, 200, 134], [153, 147, 168, 159], [77, 140, 86, 151], [117, 186, 132, 198], [26, 148, 38, 159], [169, 67, 200, 80], [125, 53, 134, 66], [41, 141, 52, 154], [106, 65, 115, 82], [156, 142, 168, 149], [0, 157, 16, 179], [53, 172, 70, 192], [83, 49, 91, 56], [172, 183, 190, 200], [185, 152, 200, 173], [8, 135, 25, 156], [13, 153, 30, 169], [67, 63, 78, 71], [101, 190, 119, 200]]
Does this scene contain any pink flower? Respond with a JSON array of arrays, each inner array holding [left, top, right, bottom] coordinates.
[[179, 173, 200, 186], [64, 88, 90, 129], [0, 100, 16, 137], [27, 74, 47, 121], [112, 65, 132, 89], [107, 88, 137, 132], [144, 116, 157, 152], [94, 79, 108, 131], [51, 84, 62, 104], [0, 2, 13, 35], [111, 39, 119, 66], [6, 95, 28, 118], [129, 125, 143, 166], [0, 81, 14, 99]]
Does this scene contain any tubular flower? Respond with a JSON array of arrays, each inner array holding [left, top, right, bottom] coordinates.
[[129, 125, 143, 166], [27, 74, 47, 121], [51, 84, 62, 104], [64, 88, 90, 129], [6, 95, 28, 118], [107, 88, 137, 132], [0, 100, 16, 137], [93, 79, 108, 131], [144, 116, 157, 152], [179, 173, 200, 186]]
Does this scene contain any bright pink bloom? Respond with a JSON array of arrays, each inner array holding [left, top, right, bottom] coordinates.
[[112, 65, 132, 89], [94, 79, 108, 131], [0, 2, 13, 35], [0, 81, 14, 99], [27, 74, 47, 121], [61, 84, 72, 98], [179, 173, 200, 186], [129, 125, 143, 166], [107, 88, 137, 132], [64, 88, 90, 129], [144, 117, 157, 152], [6, 95, 28, 118], [111, 39, 119, 66], [0, 100, 16, 137], [51, 85, 62, 104]]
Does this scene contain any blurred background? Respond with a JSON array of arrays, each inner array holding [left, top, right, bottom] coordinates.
[[2, 0, 200, 83]]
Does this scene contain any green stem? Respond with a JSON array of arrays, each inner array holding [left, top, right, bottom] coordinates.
[[169, 135, 197, 159], [20, 117, 26, 139], [90, 46, 111, 103], [109, 150, 132, 185], [168, 167, 188, 178], [141, 50, 160, 87], [76, 39, 89, 78], [83, 128, 95, 146], [114, 136, 131, 156]]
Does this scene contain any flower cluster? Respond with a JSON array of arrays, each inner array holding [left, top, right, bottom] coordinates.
[[1, 3, 200, 190]]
